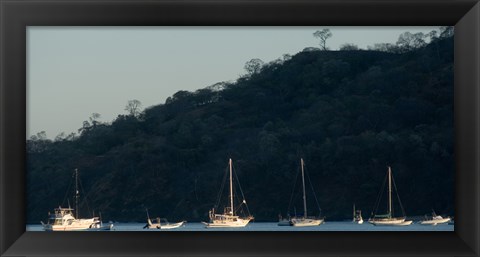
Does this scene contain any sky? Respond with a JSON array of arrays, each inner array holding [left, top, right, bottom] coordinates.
[[27, 26, 438, 139]]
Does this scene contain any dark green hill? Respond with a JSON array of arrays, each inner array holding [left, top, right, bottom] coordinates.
[[27, 36, 454, 223]]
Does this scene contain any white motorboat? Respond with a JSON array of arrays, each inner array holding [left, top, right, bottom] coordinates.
[[144, 217, 186, 229], [41, 169, 110, 231], [420, 211, 451, 225], [41, 207, 99, 231]]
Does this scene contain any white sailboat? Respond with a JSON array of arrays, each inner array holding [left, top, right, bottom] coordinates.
[[353, 204, 363, 224], [203, 158, 254, 228], [143, 209, 186, 229], [41, 169, 112, 231], [368, 166, 412, 226], [289, 158, 324, 227], [420, 211, 451, 225]]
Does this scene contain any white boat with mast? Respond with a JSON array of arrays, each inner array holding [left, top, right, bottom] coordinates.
[[353, 204, 363, 224], [368, 166, 412, 226], [288, 158, 324, 227], [419, 210, 451, 225], [143, 209, 186, 229], [41, 169, 113, 231], [203, 158, 254, 228]]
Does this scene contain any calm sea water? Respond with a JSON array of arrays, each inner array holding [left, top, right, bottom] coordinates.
[[26, 221, 453, 231]]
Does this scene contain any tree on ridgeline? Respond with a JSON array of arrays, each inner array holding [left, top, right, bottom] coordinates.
[[313, 29, 332, 50], [125, 99, 142, 118], [27, 131, 52, 153], [244, 58, 265, 75], [439, 26, 454, 38], [339, 43, 360, 51], [396, 32, 427, 52], [54, 132, 66, 142], [89, 113, 101, 127], [367, 43, 399, 53]]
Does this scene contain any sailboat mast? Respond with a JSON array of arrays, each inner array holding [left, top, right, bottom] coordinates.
[[75, 168, 79, 218], [388, 166, 392, 218], [301, 158, 307, 219], [229, 158, 234, 215], [353, 204, 355, 219]]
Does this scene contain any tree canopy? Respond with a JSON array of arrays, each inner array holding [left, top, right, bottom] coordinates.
[[27, 33, 454, 223]]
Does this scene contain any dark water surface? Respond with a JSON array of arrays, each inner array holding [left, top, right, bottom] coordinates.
[[27, 221, 453, 231]]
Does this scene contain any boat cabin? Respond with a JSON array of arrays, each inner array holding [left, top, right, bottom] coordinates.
[[47, 207, 76, 225]]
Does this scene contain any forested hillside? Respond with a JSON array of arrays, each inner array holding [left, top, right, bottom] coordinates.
[[27, 33, 454, 223]]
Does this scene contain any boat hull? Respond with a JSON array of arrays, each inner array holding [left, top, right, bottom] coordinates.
[[370, 218, 412, 226], [88, 223, 114, 231], [420, 217, 451, 225], [145, 219, 186, 229], [204, 218, 251, 228], [353, 217, 364, 224], [291, 218, 324, 227], [160, 221, 186, 229], [43, 218, 98, 231], [277, 220, 291, 226], [392, 220, 413, 226]]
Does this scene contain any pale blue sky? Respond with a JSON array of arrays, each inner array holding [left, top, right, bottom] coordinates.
[[27, 26, 438, 139]]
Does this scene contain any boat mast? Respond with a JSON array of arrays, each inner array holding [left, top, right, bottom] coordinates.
[[301, 158, 307, 219], [229, 158, 234, 215], [353, 204, 355, 220], [388, 166, 392, 218], [75, 168, 79, 218]]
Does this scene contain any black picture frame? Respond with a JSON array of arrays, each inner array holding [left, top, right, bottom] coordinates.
[[1, 0, 479, 256]]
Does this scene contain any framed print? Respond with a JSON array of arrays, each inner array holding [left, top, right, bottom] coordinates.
[[1, 0, 479, 256]]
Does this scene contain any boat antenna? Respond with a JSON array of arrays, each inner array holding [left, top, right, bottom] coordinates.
[[353, 204, 355, 219], [75, 168, 79, 218]]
